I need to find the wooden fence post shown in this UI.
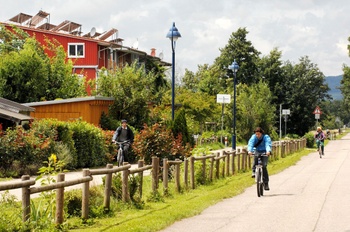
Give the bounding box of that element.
[152,156,159,193]
[55,173,65,225]
[175,159,180,193]
[184,158,188,188]
[138,160,144,198]
[122,164,130,202]
[209,156,214,181]
[215,154,220,179]
[226,152,230,176]
[201,157,206,183]
[190,156,195,189]
[231,151,235,175]
[103,164,113,210]
[163,158,169,195]
[21,175,31,222]
[82,169,90,220]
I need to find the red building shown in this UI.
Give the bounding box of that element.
[1,10,169,93]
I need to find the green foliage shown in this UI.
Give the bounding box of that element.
[0,26,87,102]
[237,81,276,142]
[0,118,113,177]
[170,109,194,146]
[0,191,22,231]
[69,120,109,168]
[304,132,316,148]
[95,61,164,129]
[214,27,261,85]
[282,57,330,136]
[132,123,192,164]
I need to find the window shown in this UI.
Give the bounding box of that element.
[68,43,85,58]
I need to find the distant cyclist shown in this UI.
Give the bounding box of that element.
[314,126,326,156]
[112,119,134,162]
[247,127,272,191]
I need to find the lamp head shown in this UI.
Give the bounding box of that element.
[166,22,181,41]
[228,59,239,73]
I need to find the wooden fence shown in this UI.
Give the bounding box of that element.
[0,138,306,226]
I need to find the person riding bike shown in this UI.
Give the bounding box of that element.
[112,119,134,162]
[314,126,326,156]
[247,127,272,191]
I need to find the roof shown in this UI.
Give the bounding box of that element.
[0,108,32,122]
[0,97,34,113]
[23,96,115,107]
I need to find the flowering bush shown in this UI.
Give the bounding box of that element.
[132,123,192,164]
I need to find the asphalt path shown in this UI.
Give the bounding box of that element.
[160,133,350,232]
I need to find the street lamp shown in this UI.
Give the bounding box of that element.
[228,59,239,150]
[166,22,181,120]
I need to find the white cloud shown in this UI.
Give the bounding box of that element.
[0,0,349,76]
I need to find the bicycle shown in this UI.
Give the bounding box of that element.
[114,140,129,166]
[316,140,324,159]
[254,152,267,197]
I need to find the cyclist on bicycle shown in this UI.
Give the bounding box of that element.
[314,126,326,156]
[112,119,134,162]
[247,127,272,191]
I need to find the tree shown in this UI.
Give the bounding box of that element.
[0,25,87,102]
[214,27,261,85]
[95,61,163,129]
[283,57,330,135]
[0,37,49,102]
[236,81,276,142]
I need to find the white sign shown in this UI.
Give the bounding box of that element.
[315,114,320,119]
[216,94,231,104]
[282,109,290,115]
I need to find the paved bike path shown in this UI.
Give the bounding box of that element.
[160,133,350,232]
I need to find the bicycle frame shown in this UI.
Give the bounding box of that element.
[254,152,267,197]
[115,140,129,166]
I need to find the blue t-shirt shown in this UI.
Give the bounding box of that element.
[247,134,272,153]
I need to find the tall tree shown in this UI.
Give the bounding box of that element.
[283,57,330,135]
[96,61,162,129]
[236,81,276,142]
[214,27,261,85]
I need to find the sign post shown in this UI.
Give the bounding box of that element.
[282,109,290,136]
[312,106,322,126]
[216,94,231,144]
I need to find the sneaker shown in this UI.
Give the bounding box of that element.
[322,153,325,156]
[264,183,270,191]
[251,172,255,178]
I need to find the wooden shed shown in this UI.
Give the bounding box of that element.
[23,96,114,126]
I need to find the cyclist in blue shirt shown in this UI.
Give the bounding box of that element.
[247,127,272,190]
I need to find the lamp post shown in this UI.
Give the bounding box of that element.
[228,59,239,150]
[166,22,181,120]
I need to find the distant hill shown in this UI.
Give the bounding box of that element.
[325,75,342,100]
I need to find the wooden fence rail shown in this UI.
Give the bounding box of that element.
[0,138,307,226]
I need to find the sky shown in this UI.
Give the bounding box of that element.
[0,0,349,77]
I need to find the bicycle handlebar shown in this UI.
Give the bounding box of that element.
[113,140,130,145]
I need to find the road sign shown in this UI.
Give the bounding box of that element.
[216,94,231,103]
[313,106,322,114]
[282,109,290,115]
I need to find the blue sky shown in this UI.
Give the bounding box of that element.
[1,0,349,77]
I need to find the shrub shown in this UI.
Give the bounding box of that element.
[304,132,316,148]
[132,123,192,164]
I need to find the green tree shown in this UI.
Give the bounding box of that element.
[95,61,162,129]
[0,25,87,102]
[214,27,261,85]
[283,57,331,135]
[0,37,49,102]
[236,81,276,142]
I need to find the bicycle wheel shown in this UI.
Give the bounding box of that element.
[257,169,262,197]
[117,149,123,166]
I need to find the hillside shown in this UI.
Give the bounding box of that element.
[325,75,342,100]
